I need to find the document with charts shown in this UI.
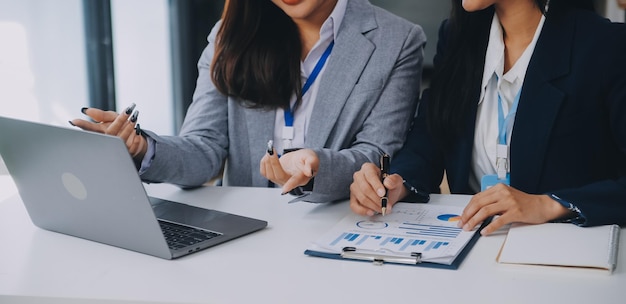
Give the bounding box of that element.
[305,203,483,268]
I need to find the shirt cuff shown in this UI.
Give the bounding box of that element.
[548,193,587,225]
[138,136,156,175]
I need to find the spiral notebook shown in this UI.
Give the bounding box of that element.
[497,223,620,273]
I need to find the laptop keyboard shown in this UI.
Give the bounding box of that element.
[158,220,222,250]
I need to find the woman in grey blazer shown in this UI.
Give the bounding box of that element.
[72,0,426,203]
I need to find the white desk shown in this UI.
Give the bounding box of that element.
[1,177,625,304]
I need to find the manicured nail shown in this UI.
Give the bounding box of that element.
[129,110,139,123]
[135,123,141,135]
[124,103,136,115]
[68,120,75,126]
[81,107,88,114]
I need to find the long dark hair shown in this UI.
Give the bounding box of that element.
[211,0,302,109]
[427,0,594,144]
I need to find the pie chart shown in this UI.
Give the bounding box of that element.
[437,214,461,222]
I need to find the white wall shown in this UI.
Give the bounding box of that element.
[111,0,174,136]
[0,0,86,175]
[0,0,174,135]
[0,0,174,175]
[0,0,87,126]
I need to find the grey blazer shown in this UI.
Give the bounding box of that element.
[141,0,426,203]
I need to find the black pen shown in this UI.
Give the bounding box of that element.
[380,153,390,216]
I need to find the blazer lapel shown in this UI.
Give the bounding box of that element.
[305,0,376,148]
[509,13,574,193]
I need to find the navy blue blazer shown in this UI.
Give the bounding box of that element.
[392,9,626,226]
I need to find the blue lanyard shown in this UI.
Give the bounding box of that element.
[497,86,522,145]
[284,41,334,127]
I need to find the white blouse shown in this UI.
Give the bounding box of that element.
[272,0,347,155]
[469,13,546,192]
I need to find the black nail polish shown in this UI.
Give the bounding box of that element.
[81,107,88,114]
[289,187,305,196]
[68,120,75,126]
[125,103,137,115]
[135,123,141,135]
[129,110,139,123]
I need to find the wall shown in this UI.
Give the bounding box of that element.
[0,0,175,174]
[369,0,451,69]
[111,0,174,136]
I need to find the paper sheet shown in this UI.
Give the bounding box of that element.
[309,203,478,265]
[497,223,619,272]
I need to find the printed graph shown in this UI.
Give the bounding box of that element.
[311,203,477,262]
[437,214,461,222]
[327,232,451,253]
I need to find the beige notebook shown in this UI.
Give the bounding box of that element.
[497,223,620,273]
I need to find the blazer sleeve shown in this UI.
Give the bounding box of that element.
[139,22,229,188]
[303,23,426,203]
[390,20,450,198]
[550,23,626,226]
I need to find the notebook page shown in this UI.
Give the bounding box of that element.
[497,223,619,273]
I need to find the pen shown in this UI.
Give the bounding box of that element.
[267,140,274,156]
[380,153,390,216]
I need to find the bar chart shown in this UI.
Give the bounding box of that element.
[312,203,477,262]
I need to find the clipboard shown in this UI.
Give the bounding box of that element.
[304,203,490,270]
[304,220,487,269]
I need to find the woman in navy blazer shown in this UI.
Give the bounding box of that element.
[350,0,626,234]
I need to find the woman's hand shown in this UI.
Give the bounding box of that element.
[69,104,148,160]
[260,148,319,194]
[349,162,407,216]
[458,183,573,236]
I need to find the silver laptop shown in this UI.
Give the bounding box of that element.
[0,115,267,259]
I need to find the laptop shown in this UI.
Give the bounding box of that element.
[0,115,267,259]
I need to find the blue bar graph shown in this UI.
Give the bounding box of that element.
[347,233,359,241]
[327,231,451,253]
[330,232,348,246]
[356,235,370,245]
[425,241,449,251]
[381,237,392,246]
[330,233,384,246]
[389,237,404,244]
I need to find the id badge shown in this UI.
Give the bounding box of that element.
[481,173,510,191]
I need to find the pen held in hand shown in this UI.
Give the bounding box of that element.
[380,153,390,216]
[267,140,274,156]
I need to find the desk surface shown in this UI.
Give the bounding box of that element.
[1,176,625,304]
